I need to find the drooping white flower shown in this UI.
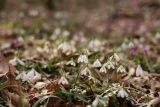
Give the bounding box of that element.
[16,68,41,83]
[136,64,143,77]
[99,65,107,73]
[113,53,120,62]
[117,88,128,98]
[80,67,91,76]
[58,42,76,53]
[58,76,69,85]
[77,55,88,63]
[92,96,100,107]
[88,39,102,51]
[92,96,105,107]
[117,65,126,73]
[105,61,115,69]
[128,42,134,48]
[9,57,25,66]
[66,60,76,66]
[92,59,102,68]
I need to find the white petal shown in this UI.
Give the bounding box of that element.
[58,76,69,85]
[80,67,91,76]
[117,88,128,98]
[93,59,102,68]
[92,96,99,107]
[136,65,143,77]
[99,65,107,73]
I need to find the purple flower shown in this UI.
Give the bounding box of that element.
[141,47,147,54]
[11,38,19,48]
[129,48,137,56]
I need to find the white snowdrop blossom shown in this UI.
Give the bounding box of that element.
[117,65,126,73]
[58,42,76,53]
[128,42,134,48]
[66,60,76,66]
[58,76,69,85]
[80,67,91,76]
[92,96,105,107]
[16,68,41,83]
[92,96,99,107]
[113,53,120,62]
[9,57,25,66]
[99,65,107,73]
[88,39,102,51]
[77,55,88,63]
[117,88,128,98]
[92,59,102,68]
[105,61,115,69]
[109,53,120,62]
[136,64,143,77]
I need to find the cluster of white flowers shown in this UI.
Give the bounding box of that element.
[58,42,76,54]
[77,55,88,63]
[51,28,70,40]
[16,68,41,83]
[88,39,103,51]
[121,41,134,50]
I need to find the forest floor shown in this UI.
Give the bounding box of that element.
[0,0,160,107]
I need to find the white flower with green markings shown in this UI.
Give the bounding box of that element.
[117,65,126,73]
[136,64,143,77]
[92,59,102,68]
[77,55,88,63]
[117,88,128,98]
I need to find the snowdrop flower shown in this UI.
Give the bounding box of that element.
[121,42,128,50]
[109,53,120,62]
[58,42,76,53]
[92,59,102,68]
[128,42,134,48]
[92,96,105,107]
[58,76,69,85]
[136,64,143,77]
[88,39,102,51]
[92,96,100,107]
[66,60,76,66]
[117,88,128,98]
[117,65,126,73]
[9,57,25,66]
[113,53,120,62]
[99,65,107,73]
[105,61,115,69]
[77,55,88,63]
[16,68,41,83]
[80,67,91,76]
